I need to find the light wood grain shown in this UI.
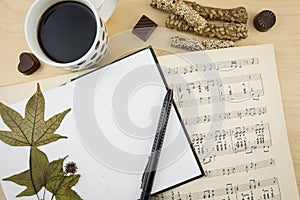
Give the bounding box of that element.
[0,0,300,199]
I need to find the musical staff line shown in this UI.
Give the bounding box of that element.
[171,74,262,91]
[175,89,264,107]
[169,73,264,107]
[204,158,276,178]
[191,122,272,163]
[183,107,267,125]
[163,57,259,76]
[153,177,281,200]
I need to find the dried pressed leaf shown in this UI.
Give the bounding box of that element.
[35,109,71,146]
[47,156,66,179]
[0,102,31,146]
[3,169,39,197]
[1,84,82,199]
[55,188,82,200]
[24,83,45,144]
[0,84,70,147]
[3,147,48,197]
[3,147,70,198]
[46,173,81,199]
[0,130,29,146]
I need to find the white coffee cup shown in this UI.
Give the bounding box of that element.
[25,0,119,70]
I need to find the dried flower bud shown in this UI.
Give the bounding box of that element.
[65,161,78,174]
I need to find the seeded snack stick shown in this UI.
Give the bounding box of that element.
[171,35,205,51]
[166,14,248,41]
[150,0,207,32]
[150,0,175,12]
[150,0,248,24]
[171,35,234,51]
[184,1,248,24]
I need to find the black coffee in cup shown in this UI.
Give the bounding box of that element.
[37,1,97,63]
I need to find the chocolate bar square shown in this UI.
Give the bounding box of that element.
[132,15,158,42]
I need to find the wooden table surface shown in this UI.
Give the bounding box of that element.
[1,0,300,198]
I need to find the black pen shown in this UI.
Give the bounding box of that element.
[139,89,173,200]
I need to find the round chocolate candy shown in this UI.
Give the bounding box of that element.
[253,10,276,32]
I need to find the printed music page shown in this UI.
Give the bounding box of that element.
[154,44,299,200]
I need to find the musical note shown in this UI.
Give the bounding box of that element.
[152,177,281,200]
[204,158,275,178]
[183,107,267,125]
[162,57,259,76]
[191,122,271,162]
[169,73,264,107]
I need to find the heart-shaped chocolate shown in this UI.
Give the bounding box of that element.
[18,52,40,75]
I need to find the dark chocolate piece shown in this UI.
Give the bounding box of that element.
[18,52,40,75]
[253,10,276,32]
[132,15,158,42]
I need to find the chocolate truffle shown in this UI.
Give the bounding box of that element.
[253,10,276,32]
[18,52,40,75]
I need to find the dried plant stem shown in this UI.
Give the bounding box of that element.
[29,147,41,200]
[43,188,46,200]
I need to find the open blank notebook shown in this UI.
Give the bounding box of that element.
[0,47,203,199]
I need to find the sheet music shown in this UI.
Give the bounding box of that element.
[153,44,299,200]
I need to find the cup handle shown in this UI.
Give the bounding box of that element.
[90,0,119,22]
